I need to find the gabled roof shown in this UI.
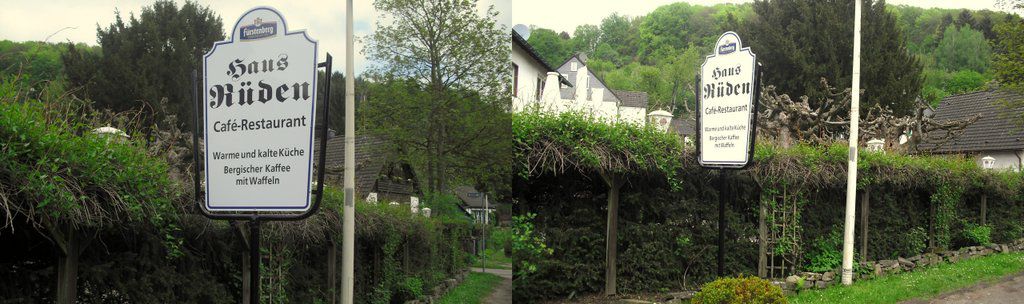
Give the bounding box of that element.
[921,90,1024,153]
[452,185,494,209]
[612,90,648,108]
[671,117,697,137]
[314,135,393,195]
[556,54,622,103]
[512,29,572,86]
[555,55,651,109]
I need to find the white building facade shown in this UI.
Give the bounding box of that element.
[511,28,655,126]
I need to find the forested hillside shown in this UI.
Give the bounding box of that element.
[526,1,1022,116]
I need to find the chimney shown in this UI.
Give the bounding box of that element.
[542,72,560,103]
[574,64,589,103]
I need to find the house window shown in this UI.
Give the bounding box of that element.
[571,61,578,71]
[536,78,543,101]
[512,63,519,97]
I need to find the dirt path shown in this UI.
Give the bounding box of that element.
[901,271,1024,304]
[475,265,512,304]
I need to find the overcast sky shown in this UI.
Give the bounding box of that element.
[510,0,1020,35]
[0,0,1015,75]
[0,0,513,75]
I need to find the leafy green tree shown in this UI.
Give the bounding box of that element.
[598,13,641,66]
[743,0,923,116]
[314,71,372,135]
[663,46,702,115]
[526,28,570,66]
[992,16,1024,90]
[638,2,701,63]
[946,70,988,94]
[364,0,510,193]
[0,41,69,87]
[62,0,223,132]
[935,25,991,73]
[571,24,602,56]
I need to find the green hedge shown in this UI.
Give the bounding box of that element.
[514,112,1024,302]
[0,76,474,303]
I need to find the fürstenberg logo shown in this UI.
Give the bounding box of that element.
[718,39,737,55]
[240,18,277,40]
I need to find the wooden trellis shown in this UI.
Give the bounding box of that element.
[758,186,803,279]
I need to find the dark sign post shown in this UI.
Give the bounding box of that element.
[191,7,331,302]
[696,31,760,277]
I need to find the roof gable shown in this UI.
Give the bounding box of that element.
[314,135,419,196]
[556,55,622,103]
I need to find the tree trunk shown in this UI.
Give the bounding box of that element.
[437,122,448,192]
[600,171,624,296]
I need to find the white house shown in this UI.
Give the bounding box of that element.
[512,28,571,112]
[511,26,655,126]
[551,54,649,125]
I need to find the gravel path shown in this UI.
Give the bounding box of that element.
[474,265,512,304]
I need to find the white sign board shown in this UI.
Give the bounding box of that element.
[204,7,318,212]
[698,31,758,169]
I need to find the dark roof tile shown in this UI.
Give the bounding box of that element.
[314,135,391,195]
[921,90,1024,153]
[612,90,649,108]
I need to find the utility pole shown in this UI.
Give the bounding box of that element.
[482,193,488,273]
[841,0,862,286]
[341,0,356,302]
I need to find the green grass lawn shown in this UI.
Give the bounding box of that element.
[472,259,512,270]
[436,272,504,304]
[472,248,512,269]
[790,252,1024,304]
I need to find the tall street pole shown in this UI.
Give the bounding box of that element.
[842,0,862,286]
[342,0,356,302]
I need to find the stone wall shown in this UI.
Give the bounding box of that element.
[404,270,469,304]
[776,238,1024,292]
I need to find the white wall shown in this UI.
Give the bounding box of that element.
[618,106,646,125]
[512,43,548,112]
[975,151,1023,171]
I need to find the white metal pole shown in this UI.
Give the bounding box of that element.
[483,193,488,273]
[842,0,862,286]
[341,0,356,302]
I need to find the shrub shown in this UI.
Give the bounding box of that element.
[805,226,842,272]
[900,227,929,256]
[963,223,992,246]
[692,276,787,304]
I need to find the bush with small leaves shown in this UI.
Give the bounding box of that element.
[692,276,787,304]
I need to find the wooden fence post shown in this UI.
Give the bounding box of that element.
[600,171,625,296]
[758,192,767,278]
[980,194,987,226]
[929,195,936,249]
[860,187,870,261]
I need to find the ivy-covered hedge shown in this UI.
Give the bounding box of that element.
[0,77,475,303]
[513,112,1024,302]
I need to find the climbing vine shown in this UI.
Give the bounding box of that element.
[931,183,964,250]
